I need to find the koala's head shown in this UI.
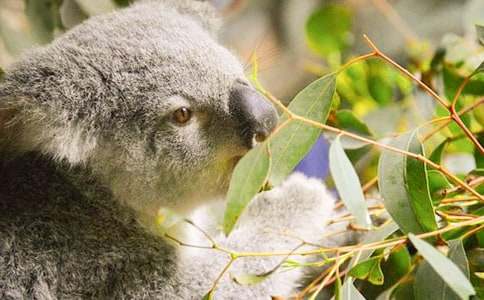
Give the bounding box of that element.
[0,0,277,217]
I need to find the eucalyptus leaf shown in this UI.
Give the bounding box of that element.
[329,136,371,228]
[429,141,447,164]
[269,73,336,186]
[202,291,213,300]
[349,257,384,285]
[409,235,475,299]
[223,144,270,235]
[349,222,399,266]
[231,273,271,286]
[378,130,437,234]
[344,223,399,292]
[334,274,343,300]
[331,110,373,149]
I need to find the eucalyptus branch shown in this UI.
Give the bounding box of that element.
[423,97,484,141]
[362,35,483,153]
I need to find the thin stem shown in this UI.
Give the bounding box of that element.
[287,114,483,201]
[337,52,377,73]
[362,176,378,193]
[423,98,484,141]
[363,34,483,153]
[460,224,484,240]
[363,35,449,108]
[206,258,236,296]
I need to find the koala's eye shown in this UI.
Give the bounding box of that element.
[173,107,192,125]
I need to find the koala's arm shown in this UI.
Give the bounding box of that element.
[181,173,341,298]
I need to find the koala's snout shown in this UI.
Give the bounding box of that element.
[229,81,278,148]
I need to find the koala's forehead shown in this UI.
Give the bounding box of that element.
[65,2,244,99]
[3,1,244,129]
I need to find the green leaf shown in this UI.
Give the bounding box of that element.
[429,141,447,164]
[427,170,453,201]
[305,5,352,57]
[349,257,384,286]
[414,239,471,300]
[24,0,63,44]
[269,73,336,186]
[349,222,399,266]
[332,110,373,149]
[202,291,213,300]
[335,274,343,300]
[378,130,437,234]
[476,24,484,45]
[443,66,484,99]
[387,246,411,277]
[231,273,271,286]
[344,223,398,297]
[342,281,366,300]
[410,235,475,299]
[476,133,484,168]
[404,132,438,232]
[223,144,270,235]
[329,136,371,228]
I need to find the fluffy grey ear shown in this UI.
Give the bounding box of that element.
[0,94,97,165]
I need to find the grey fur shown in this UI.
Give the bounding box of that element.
[0,1,343,299]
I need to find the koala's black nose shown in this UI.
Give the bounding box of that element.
[229,81,278,148]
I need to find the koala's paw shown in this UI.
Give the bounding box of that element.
[239,173,336,241]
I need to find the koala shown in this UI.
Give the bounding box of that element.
[0,0,345,299]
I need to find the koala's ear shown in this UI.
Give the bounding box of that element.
[0,97,97,165]
[38,122,98,165]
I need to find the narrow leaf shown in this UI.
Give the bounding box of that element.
[349,257,384,285]
[269,73,336,186]
[378,130,437,234]
[349,222,399,266]
[429,140,447,164]
[202,291,213,300]
[414,239,470,300]
[231,273,271,286]
[223,144,270,235]
[405,132,438,232]
[330,136,371,228]
[331,110,373,149]
[410,235,475,299]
